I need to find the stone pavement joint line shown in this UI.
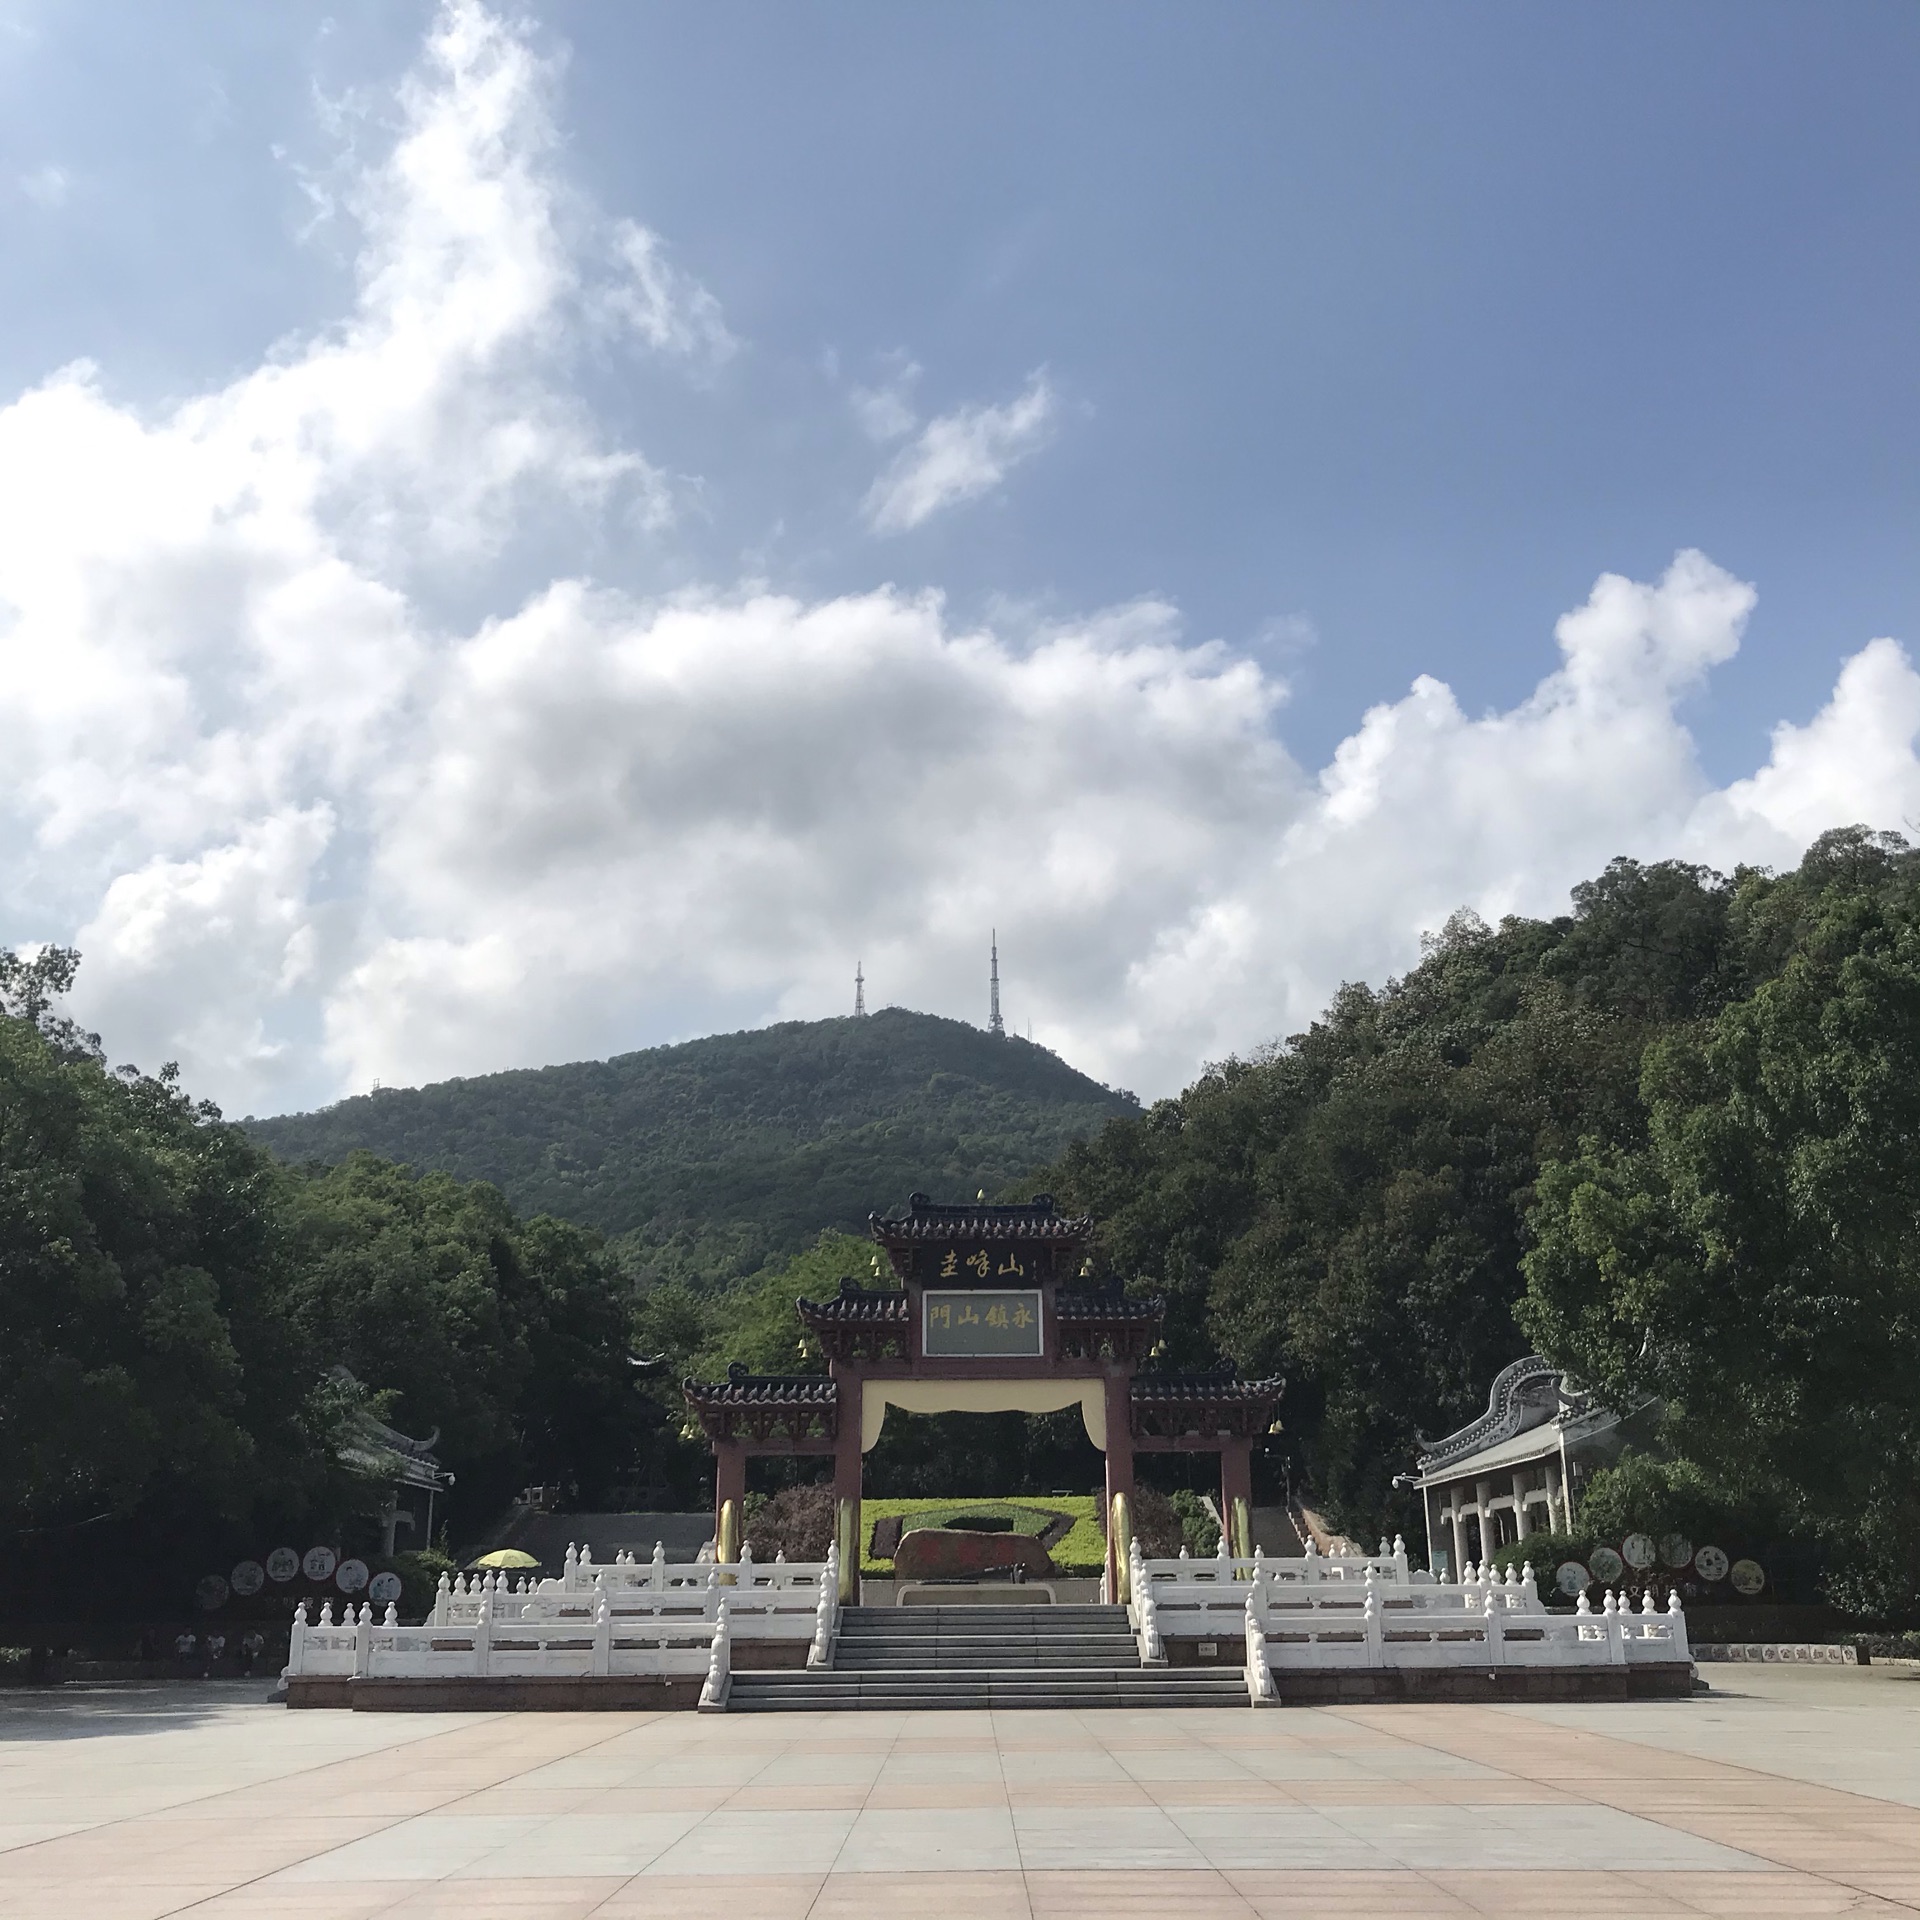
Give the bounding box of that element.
[3,1668,1920,1915]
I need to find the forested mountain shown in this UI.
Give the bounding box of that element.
[1044,827,1920,1606]
[245,1010,1134,1285]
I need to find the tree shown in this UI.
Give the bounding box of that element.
[0,996,330,1534]
[275,1152,642,1521]
[1522,830,1920,1609]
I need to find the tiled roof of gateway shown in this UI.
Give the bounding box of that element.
[681,1364,840,1408]
[868,1192,1095,1243]
[1130,1371,1286,1406]
[795,1280,911,1325]
[1055,1292,1166,1325]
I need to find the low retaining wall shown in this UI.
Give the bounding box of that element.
[1694,1642,1858,1666]
[285,1641,802,1710]
[1272,1663,1695,1703]
[288,1673,703,1711]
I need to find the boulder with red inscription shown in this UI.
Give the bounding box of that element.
[892,1527,1054,1582]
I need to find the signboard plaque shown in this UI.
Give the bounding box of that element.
[922,1288,1044,1358]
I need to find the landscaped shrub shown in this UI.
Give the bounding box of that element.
[745,1483,835,1561]
[1169,1489,1221,1556]
[1488,1533,1592,1602]
[1127,1486,1186,1559]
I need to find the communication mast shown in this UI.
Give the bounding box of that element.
[989,931,1005,1037]
[854,960,867,1018]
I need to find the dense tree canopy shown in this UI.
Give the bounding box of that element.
[1521,829,1920,1608]
[1047,828,1920,1604]
[0,969,644,1595]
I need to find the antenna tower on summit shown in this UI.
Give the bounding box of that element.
[989,931,1004,1037]
[854,961,866,1018]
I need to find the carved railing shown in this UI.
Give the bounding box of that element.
[289,1546,840,1684]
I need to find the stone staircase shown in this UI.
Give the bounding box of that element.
[726,1604,1250,1711]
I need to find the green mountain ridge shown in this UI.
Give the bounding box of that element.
[244,1008,1137,1285]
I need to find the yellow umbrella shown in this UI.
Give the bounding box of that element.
[467,1548,541,1570]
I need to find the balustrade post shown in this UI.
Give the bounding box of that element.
[432,1572,451,1626]
[287,1601,308,1677]
[1302,1537,1320,1585]
[809,1546,837,1668]
[1603,1591,1626,1666]
[353,1603,372,1678]
[1483,1586,1504,1667]
[1363,1587,1384,1668]
[1392,1534,1409,1583]
[1245,1587,1277,1705]
[563,1544,579,1591]
[475,1588,494,1677]
[1137,1583,1165,1665]
[651,1541,667,1592]
[593,1593,612,1677]
[1667,1589,1690,1662]
[698,1595,732,1710]
[383,1603,399,1627]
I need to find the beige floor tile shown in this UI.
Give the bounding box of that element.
[382,1880,626,1918]
[810,1867,1033,1918]
[1226,1868,1477,1916]
[863,1780,1012,1809]
[1025,1867,1257,1917]
[588,1872,823,1917]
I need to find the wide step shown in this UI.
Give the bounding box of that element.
[725,1602,1250,1711]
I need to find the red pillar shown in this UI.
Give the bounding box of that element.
[1220,1438,1253,1557]
[1103,1372,1135,1600]
[832,1371,864,1602]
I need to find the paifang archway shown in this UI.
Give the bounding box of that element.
[683,1194,1284,1600]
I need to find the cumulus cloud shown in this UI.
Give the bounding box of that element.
[849,355,921,442]
[17,164,70,209]
[0,1,1916,1117]
[594,221,737,363]
[862,370,1055,532]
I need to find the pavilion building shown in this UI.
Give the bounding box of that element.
[1412,1354,1651,1576]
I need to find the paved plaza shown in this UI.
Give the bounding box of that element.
[6,1667,1920,1916]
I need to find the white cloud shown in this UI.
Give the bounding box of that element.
[862,370,1055,532]
[594,221,736,363]
[850,355,921,442]
[17,162,69,208]
[0,2,1916,1120]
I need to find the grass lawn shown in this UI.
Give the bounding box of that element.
[859,1496,1106,1576]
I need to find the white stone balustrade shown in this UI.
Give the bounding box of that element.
[1136,1534,1415,1593]
[1137,1552,1690,1675]
[287,1545,840,1683]
[1244,1588,1277,1705]
[1125,1541,1167,1664]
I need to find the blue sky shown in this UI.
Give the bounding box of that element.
[0,2,1914,1111]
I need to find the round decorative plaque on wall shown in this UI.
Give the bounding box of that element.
[1693,1544,1730,1583]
